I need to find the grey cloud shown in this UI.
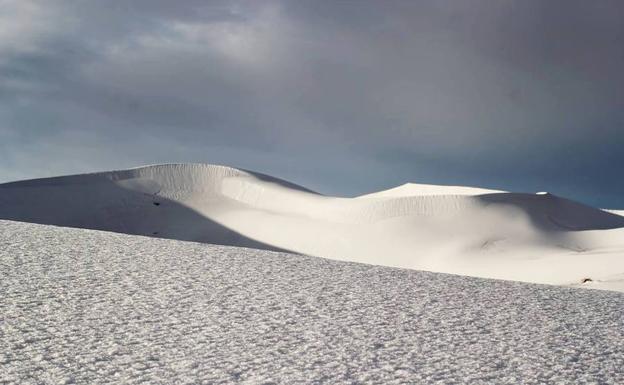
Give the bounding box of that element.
[1,0,623,207]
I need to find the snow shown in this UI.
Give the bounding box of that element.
[605,209,624,217]
[356,182,504,198]
[1,163,624,291]
[1,219,623,384]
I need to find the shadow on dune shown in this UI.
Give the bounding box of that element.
[240,167,320,195]
[0,176,292,253]
[476,192,624,231]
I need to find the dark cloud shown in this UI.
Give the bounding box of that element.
[1,0,623,207]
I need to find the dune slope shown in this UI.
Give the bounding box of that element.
[2,220,623,384]
[1,163,623,290]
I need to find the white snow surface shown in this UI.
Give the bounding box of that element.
[605,209,624,217]
[1,220,623,384]
[356,182,503,198]
[1,163,624,291]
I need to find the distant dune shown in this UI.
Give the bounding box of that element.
[1,163,623,291]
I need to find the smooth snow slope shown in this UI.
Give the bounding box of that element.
[1,163,624,290]
[1,220,623,384]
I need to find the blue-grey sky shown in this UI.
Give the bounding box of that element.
[1,0,623,207]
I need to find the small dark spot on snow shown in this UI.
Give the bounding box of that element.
[153,202,160,206]
[582,278,593,283]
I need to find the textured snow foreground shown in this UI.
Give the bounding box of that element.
[1,220,623,384]
[2,163,624,291]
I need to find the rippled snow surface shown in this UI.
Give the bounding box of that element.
[1,220,623,384]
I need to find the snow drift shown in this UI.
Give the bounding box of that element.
[1,163,623,290]
[3,220,623,384]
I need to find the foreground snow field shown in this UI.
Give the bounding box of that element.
[1,163,624,291]
[1,220,623,384]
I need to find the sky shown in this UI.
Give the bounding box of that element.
[1,0,623,208]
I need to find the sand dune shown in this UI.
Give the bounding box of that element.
[3,220,623,384]
[1,163,623,290]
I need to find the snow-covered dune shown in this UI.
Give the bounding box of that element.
[605,209,624,217]
[1,163,624,290]
[2,220,623,384]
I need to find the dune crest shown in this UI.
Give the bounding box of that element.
[1,163,623,291]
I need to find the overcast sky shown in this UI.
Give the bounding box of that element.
[1,0,623,207]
